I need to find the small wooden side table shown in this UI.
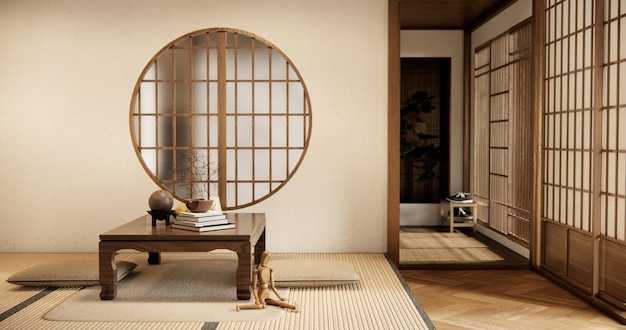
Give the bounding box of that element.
[439,199,478,233]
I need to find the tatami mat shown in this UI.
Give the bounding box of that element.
[1,253,434,330]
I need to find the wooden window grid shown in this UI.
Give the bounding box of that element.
[130,29,312,209]
[543,0,595,232]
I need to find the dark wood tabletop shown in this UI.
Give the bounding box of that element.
[100,213,266,241]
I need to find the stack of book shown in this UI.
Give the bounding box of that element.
[171,211,235,232]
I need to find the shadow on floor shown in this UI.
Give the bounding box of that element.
[399,226,529,270]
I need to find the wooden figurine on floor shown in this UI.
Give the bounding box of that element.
[237,251,298,312]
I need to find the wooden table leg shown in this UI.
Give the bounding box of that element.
[235,242,252,300]
[254,229,266,264]
[99,242,118,300]
[148,252,161,264]
[450,204,455,233]
[440,200,445,226]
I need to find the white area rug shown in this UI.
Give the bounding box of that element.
[45,255,287,322]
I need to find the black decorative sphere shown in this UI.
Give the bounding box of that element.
[148,190,174,211]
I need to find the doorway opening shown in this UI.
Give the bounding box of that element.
[400,58,450,203]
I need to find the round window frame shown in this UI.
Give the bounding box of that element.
[129,27,312,210]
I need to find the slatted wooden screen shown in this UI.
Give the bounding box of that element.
[490,33,510,235]
[474,46,491,224]
[508,23,534,242]
[473,21,533,245]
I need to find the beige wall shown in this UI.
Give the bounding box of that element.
[471,0,533,49]
[0,0,388,252]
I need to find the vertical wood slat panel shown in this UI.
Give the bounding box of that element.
[474,46,491,218]
[543,220,568,275]
[568,229,593,292]
[599,238,626,310]
[490,149,508,176]
[508,22,533,244]
[509,70,532,202]
[490,197,509,233]
[473,21,532,242]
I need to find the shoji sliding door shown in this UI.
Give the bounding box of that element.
[542,0,626,311]
[541,0,595,292]
[599,0,626,310]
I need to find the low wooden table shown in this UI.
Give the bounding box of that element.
[99,213,266,300]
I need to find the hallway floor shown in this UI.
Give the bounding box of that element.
[399,226,529,269]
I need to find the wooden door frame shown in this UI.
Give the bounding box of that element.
[387,0,400,265]
[386,1,465,265]
[387,0,525,267]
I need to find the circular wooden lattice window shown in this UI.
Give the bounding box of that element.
[130,28,312,210]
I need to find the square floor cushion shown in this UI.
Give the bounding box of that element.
[269,259,360,287]
[7,259,136,287]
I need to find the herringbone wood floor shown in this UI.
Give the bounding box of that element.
[401,269,626,329]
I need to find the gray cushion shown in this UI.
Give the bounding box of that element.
[270,259,360,287]
[7,259,136,287]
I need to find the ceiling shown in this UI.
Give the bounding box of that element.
[398,0,517,30]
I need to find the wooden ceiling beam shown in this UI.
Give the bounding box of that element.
[398,0,517,30]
